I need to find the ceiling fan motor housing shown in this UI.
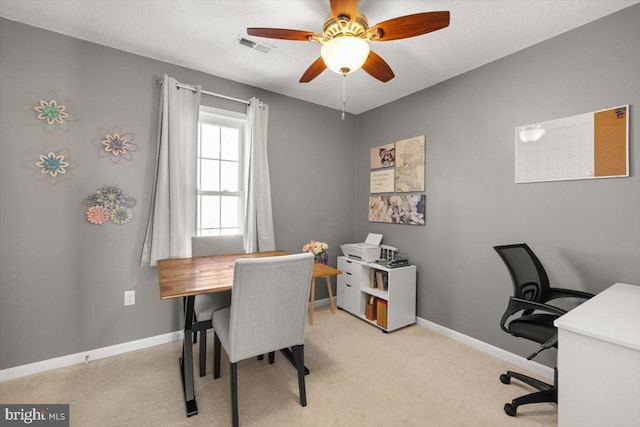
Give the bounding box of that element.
[322,12,370,41]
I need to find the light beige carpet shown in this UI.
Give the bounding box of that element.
[0,306,557,426]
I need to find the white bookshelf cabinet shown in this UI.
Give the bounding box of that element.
[336,256,416,332]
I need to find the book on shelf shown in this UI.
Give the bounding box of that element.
[375,271,388,291]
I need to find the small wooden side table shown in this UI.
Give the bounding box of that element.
[309,263,342,325]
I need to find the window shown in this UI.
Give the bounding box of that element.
[196,106,246,236]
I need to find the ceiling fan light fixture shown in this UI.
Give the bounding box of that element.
[321,36,370,76]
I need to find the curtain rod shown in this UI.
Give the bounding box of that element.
[156,79,262,107]
[177,83,250,105]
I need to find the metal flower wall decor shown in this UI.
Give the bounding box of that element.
[28,91,78,133]
[21,143,79,184]
[93,125,138,164]
[83,185,137,225]
[20,90,143,231]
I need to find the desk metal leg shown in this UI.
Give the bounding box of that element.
[180,295,198,417]
[279,348,310,375]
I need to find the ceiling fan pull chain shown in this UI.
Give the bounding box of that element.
[341,75,346,120]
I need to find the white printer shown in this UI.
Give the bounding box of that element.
[340,233,383,263]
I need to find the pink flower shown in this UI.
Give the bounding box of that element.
[302,240,328,256]
[86,206,111,225]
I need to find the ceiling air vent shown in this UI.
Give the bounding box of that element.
[236,35,274,54]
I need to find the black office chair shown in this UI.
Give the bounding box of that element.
[493,243,593,417]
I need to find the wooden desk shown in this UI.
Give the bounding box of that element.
[157,250,341,417]
[158,250,289,299]
[554,282,640,426]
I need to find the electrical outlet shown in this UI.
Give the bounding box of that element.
[124,290,135,306]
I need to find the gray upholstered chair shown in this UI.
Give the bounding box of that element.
[191,235,244,377]
[212,252,314,427]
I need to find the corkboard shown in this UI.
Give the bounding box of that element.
[594,107,628,176]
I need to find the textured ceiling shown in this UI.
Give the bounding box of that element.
[1,0,638,114]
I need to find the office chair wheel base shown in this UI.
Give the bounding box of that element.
[504,403,516,417]
[500,374,511,384]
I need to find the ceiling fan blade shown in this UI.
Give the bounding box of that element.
[247,28,318,41]
[362,50,394,82]
[299,57,327,83]
[370,11,450,41]
[330,0,359,24]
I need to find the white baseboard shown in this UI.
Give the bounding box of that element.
[1,308,552,383]
[312,297,331,308]
[0,301,334,382]
[0,331,183,382]
[416,317,554,381]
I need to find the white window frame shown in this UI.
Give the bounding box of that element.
[196,106,247,236]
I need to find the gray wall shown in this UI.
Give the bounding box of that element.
[355,5,640,366]
[2,5,639,372]
[0,19,357,370]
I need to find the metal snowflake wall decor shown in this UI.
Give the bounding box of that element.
[21,143,79,184]
[83,185,137,225]
[28,91,78,133]
[93,125,138,163]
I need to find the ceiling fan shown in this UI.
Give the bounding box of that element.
[247,0,450,83]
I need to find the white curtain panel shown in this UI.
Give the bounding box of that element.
[243,98,275,252]
[140,75,201,267]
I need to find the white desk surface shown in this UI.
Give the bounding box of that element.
[554,282,640,351]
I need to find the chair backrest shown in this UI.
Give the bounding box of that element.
[493,243,550,302]
[192,235,244,318]
[227,252,314,362]
[191,235,244,257]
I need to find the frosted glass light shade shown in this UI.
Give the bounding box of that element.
[519,124,546,142]
[321,37,370,75]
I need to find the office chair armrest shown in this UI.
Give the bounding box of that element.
[500,297,567,334]
[508,297,568,316]
[546,287,594,301]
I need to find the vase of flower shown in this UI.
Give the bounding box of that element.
[315,253,328,265]
[303,240,328,265]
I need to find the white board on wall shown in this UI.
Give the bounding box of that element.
[515,105,628,183]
